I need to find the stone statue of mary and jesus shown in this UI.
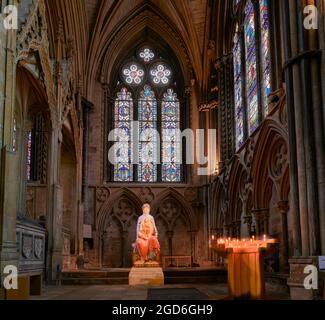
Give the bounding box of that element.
[132,203,161,267]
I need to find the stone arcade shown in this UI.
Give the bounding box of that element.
[0,0,325,300]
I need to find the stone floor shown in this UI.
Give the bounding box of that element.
[30,283,290,300]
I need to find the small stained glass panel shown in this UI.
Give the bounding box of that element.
[150,63,171,86]
[139,47,155,63]
[122,63,144,85]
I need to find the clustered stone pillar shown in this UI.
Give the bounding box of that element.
[243,215,253,238]
[278,201,290,273]
[217,54,235,168]
[81,98,94,226]
[280,0,325,299]
[251,209,269,236]
[166,231,173,257]
[0,0,19,287]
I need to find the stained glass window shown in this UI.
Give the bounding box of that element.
[138,85,158,182]
[114,88,133,181]
[259,0,271,115]
[245,0,259,135]
[26,131,32,181]
[150,63,171,85]
[122,63,144,85]
[162,89,181,182]
[139,47,155,63]
[233,0,272,151]
[111,46,182,182]
[233,26,244,150]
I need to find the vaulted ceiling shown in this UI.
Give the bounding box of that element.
[45,0,227,97]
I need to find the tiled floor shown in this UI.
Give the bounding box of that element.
[30,283,289,300]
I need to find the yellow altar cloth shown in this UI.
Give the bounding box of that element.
[211,237,278,299]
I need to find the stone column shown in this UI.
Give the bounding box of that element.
[278,201,290,273]
[232,220,241,239]
[224,224,232,238]
[279,0,302,256]
[166,230,173,256]
[189,230,197,265]
[81,98,94,226]
[286,0,311,256]
[98,230,106,268]
[280,0,324,299]
[316,0,325,255]
[262,210,270,236]
[251,209,269,236]
[309,0,325,256]
[243,215,253,238]
[295,0,321,256]
[46,127,64,282]
[281,0,322,256]
[121,230,128,267]
[166,231,173,267]
[0,1,19,285]
[75,89,84,256]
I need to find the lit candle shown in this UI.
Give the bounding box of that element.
[212,235,215,240]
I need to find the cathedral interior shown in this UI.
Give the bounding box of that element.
[0,0,325,301]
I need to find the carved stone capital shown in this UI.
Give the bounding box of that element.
[243,215,253,225]
[277,200,289,215]
[251,208,269,221]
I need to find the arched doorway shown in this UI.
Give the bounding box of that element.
[101,198,141,268]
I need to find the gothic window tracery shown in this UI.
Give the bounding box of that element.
[111,46,183,183]
[233,0,272,151]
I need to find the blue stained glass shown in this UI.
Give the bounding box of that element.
[245,0,259,135]
[114,88,133,181]
[162,89,181,182]
[139,47,155,63]
[138,85,158,182]
[112,47,183,183]
[259,0,271,116]
[233,27,244,150]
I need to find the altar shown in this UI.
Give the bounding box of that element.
[211,236,278,299]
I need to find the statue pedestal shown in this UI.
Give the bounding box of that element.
[129,267,164,286]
